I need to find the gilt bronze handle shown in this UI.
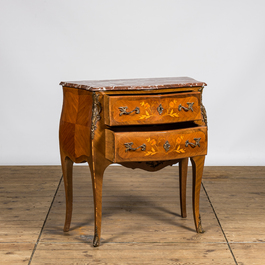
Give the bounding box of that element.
[124,142,146,152]
[185,138,201,148]
[178,102,194,112]
[119,106,140,116]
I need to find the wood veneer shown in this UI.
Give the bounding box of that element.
[104,92,201,126]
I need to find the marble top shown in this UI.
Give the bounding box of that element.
[60,77,206,91]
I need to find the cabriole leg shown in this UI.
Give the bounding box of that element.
[190,155,205,233]
[89,159,109,247]
[179,158,188,218]
[61,155,74,232]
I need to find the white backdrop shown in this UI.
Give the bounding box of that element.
[1,0,264,165]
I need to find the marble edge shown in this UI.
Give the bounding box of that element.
[59,79,207,91]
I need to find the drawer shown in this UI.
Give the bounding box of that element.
[104,92,201,126]
[105,125,207,162]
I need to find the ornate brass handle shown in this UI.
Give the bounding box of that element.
[124,142,146,152]
[119,106,140,116]
[185,138,201,148]
[178,102,194,112]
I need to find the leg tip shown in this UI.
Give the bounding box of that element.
[63,225,70,232]
[197,214,205,233]
[93,235,100,247]
[197,226,205,233]
[64,217,71,232]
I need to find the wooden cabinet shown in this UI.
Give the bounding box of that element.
[59,77,208,247]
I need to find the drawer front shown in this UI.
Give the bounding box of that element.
[105,126,207,162]
[104,92,201,126]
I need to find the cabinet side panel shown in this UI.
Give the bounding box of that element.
[59,87,92,162]
[74,90,93,159]
[60,87,78,124]
[59,88,78,161]
[59,120,75,160]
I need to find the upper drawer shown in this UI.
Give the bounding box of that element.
[104,92,201,126]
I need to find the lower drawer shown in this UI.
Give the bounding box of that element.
[105,126,207,162]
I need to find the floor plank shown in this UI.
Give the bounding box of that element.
[231,243,265,265]
[0,243,33,265]
[31,242,235,265]
[40,167,225,245]
[203,167,265,243]
[1,166,265,264]
[0,166,62,263]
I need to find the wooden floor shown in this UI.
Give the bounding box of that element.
[0,166,265,265]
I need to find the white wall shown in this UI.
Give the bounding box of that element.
[1,0,264,165]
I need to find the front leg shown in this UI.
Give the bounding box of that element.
[179,158,188,218]
[89,158,110,247]
[60,152,74,232]
[190,155,205,233]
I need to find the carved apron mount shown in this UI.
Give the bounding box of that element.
[91,92,102,139]
[198,87,208,126]
[146,161,164,168]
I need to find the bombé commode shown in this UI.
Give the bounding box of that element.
[59,77,208,247]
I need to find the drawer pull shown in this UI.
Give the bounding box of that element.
[163,141,171,152]
[185,138,201,148]
[119,106,140,116]
[178,102,194,112]
[157,104,164,115]
[124,142,146,152]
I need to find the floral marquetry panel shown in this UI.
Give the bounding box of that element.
[105,126,207,162]
[104,92,201,126]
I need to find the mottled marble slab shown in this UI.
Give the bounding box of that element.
[60,77,207,91]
